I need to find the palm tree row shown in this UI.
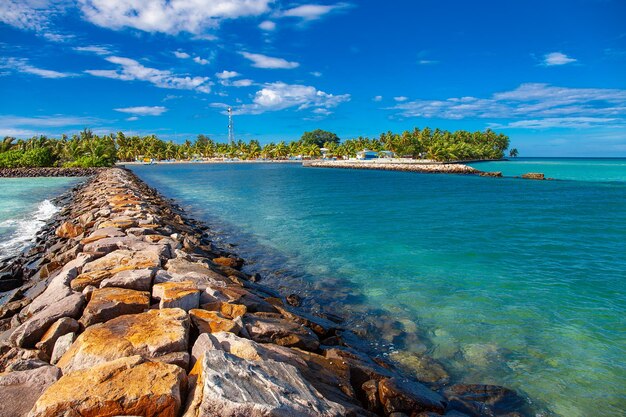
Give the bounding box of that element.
[0,127,510,168]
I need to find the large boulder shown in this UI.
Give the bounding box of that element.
[29,356,187,417]
[0,365,61,417]
[79,287,150,327]
[10,294,85,348]
[378,377,446,415]
[34,317,79,357]
[55,222,84,239]
[244,314,320,351]
[81,249,161,275]
[153,281,200,311]
[183,350,345,417]
[99,268,154,291]
[57,308,189,373]
[441,384,527,416]
[189,309,241,335]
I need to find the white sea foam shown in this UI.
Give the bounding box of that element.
[0,199,59,259]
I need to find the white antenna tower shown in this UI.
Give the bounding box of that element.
[227,107,234,146]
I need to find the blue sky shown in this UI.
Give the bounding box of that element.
[1,0,625,156]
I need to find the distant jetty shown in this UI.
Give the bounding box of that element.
[0,167,105,178]
[0,168,532,416]
[303,159,481,174]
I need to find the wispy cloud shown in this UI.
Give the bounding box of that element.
[0,0,70,42]
[114,106,168,116]
[279,3,352,21]
[240,52,300,69]
[373,95,383,102]
[259,20,276,31]
[543,52,577,66]
[232,82,350,115]
[74,45,112,55]
[0,57,76,78]
[391,83,626,129]
[86,56,212,93]
[216,70,240,79]
[394,96,408,102]
[173,51,191,59]
[0,114,102,137]
[193,56,210,65]
[79,0,272,35]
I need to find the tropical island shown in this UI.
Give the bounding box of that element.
[0,127,516,169]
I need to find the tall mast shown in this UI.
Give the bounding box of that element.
[228,107,234,146]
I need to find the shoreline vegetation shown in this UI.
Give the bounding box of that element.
[0,127,515,169]
[0,168,534,416]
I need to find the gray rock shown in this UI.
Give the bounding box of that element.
[0,365,61,417]
[34,317,79,357]
[183,350,346,417]
[378,377,446,415]
[10,293,85,348]
[50,332,76,365]
[100,268,154,291]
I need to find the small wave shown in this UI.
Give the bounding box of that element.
[0,200,59,259]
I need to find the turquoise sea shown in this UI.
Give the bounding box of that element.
[0,177,80,260]
[130,158,626,417]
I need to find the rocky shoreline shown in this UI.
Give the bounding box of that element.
[0,167,106,178]
[303,160,481,174]
[0,168,532,416]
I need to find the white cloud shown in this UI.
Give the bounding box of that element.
[259,20,276,31]
[74,45,112,55]
[126,116,139,121]
[280,3,351,20]
[174,51,190,59]
[490,117,620,129]
[0,57,75,78]
[79,0,272,35]
[114,106,167,116]
[310,71,322,77]
[0,114,101,137]
[240,52,299,69]
[418,59,438,65]
[231,79,253,87]
[86,56,212,93]
[394,96,408,102]
[391,83,626,129]
[193,56,210,65]
[216,70,240,79]
[373,95,383,102]
[0,0,69,40]
[233,82,350,115]
[543,52,577,66]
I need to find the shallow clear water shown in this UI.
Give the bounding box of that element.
[130,161,626,417]
[469,157,626,182]
[0,177,80,259]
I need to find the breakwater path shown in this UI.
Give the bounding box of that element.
[303,160,480,174]
[0,168,529,416]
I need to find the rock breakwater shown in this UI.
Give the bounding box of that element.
[0,168,531,416]
[0,167,104,178]
[303,160,480,174]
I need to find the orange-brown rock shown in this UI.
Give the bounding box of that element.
[79,287,150,327]
[189,309,241,334]
[58,308,190,373]
[212,257,243,269]
[55,221,84,239]
[153,281,200,311]
[81,249,161,275]
[70,270,111,291]
[97,218,137,230]
[200,301,247,319]
[29,356,187,417]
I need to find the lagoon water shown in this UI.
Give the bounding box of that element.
[0,177,80,259]
[128,161,622,415]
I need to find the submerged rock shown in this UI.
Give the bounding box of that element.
[378,377,446,415]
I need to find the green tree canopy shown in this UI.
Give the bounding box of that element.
[300,129,340,148]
